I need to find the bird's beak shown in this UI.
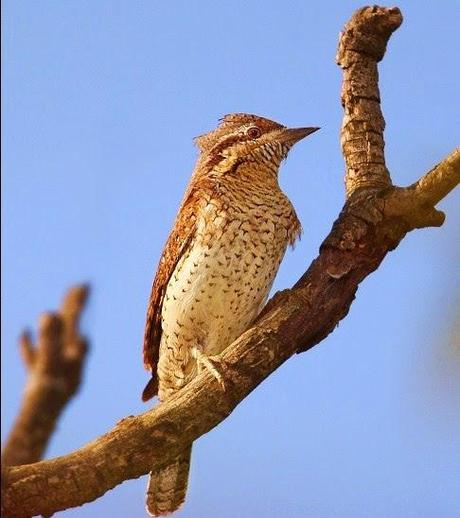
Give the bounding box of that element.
[281,126,320,144]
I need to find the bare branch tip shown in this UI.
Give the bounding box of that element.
[414,208,446,229]
[355,5,403,29]
[61,284,90,312]
[18,330,36,370]
[338,5,403,65]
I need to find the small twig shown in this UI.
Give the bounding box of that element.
[1,285,90,467]
[411,147,460,206]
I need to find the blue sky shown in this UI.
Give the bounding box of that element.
[2,1,459,517]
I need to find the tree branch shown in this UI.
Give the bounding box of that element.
[411,148,460,206]
[337,5,402,196]
[1,285,90,467]
[2,6,458,518]
[380,147,460,230]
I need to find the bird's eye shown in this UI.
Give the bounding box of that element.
[246,126,262,139]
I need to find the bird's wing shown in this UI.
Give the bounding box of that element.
[142,178,214,401]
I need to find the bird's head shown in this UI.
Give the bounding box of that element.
[195,113,319,177]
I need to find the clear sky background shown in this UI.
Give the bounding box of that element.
[2,1,459,517]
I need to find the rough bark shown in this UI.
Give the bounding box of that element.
[337,5,402,196]
[1,285,90,467]
[2,5,459,518]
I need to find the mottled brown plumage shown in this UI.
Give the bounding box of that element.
[142,113,318,516]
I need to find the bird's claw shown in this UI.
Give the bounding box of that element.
[191,347,226,391]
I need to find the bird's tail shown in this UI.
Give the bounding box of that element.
[146,444,192,516]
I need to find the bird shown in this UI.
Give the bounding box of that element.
[142,113,318,516]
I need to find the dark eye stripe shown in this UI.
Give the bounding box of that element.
[204,134,242,169]
[204,126,269,172]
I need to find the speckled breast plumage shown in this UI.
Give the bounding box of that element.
[157,180,299,401]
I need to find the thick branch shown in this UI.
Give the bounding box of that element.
[1,285,90,467]
[337,6,403,196]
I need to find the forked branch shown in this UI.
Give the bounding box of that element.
[1,285,90,467]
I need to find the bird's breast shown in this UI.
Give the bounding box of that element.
[162,214,286,345]
[157,196,296,399]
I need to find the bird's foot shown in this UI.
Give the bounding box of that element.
[191,347,226,390]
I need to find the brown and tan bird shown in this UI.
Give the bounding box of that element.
[142,113,318,516]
